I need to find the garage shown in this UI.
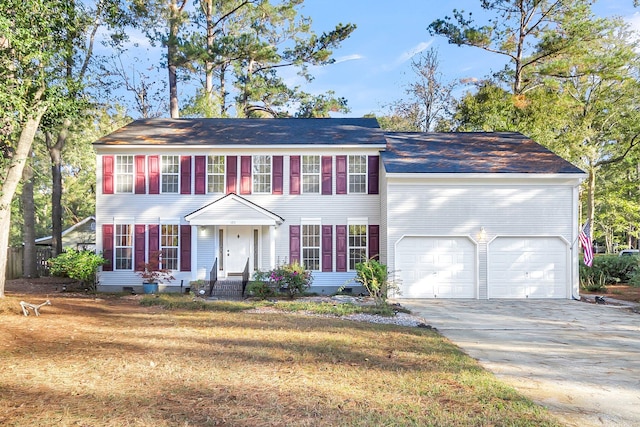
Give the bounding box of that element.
[488,237,568,299]
[396,237,476,298]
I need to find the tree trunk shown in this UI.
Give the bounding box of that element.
[21,156,37,278]
[168,0,187,118]
[0,110,46,297]
[46,120,70,257]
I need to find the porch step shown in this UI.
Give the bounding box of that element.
[210,280,244,299]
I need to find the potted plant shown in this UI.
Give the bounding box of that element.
[137,251,174,294]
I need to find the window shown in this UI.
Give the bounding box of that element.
[253,155,271,193]
[348,155,367,194]
[114,224,133,270]
[207,155,225,193]
[160,224,179,270]
[302,224,321,271]
[348,224,367,270]
[161,155,179,193]
[302,155,320,193]
[115,155,134,193]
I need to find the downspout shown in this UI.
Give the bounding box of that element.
[571,179,584,301]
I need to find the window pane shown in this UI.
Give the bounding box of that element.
[114,224,132,270]
[252,155,271,193]
[348,155,366,194]
[348,224,367,270]
[115,155,133,193]
[207,156,225,193]
[161,225,179,270]
[302,156,320,194]
[161,156,179,193]
[302,224,320,271]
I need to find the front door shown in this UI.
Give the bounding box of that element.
[224,226,252,276]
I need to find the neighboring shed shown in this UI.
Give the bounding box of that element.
[35,216,96,251]
[381,132,585,299]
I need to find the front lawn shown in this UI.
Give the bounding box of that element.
[0,293,561,426]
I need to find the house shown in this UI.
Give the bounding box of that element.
[35,216,96,251]
[93,118,586,299]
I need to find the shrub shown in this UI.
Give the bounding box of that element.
[252,262,313,299]
[580,254,640,290]
[353,258,397,303]
[246,280,275,299]
[48,249,106,291]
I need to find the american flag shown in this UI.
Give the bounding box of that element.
[579,220,594,267]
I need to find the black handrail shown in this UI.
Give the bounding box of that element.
[241,258,250,297]
[209,258,218,296]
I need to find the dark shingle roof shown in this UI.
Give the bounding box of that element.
[382,132,584,174]
[93,118,386,146]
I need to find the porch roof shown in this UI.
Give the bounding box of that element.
[184,193,284,226]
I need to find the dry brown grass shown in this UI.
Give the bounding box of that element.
[0,292,561,426]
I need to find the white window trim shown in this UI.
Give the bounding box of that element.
[115,155,134,194]
[347,218,368,271]
[252,155,272,194]
[301,219,322,272]
[159,221,180,271]
[114,223,134,271]
[347,155,368,194]
[302,155,321,194]
[207,155,226,194]
[161,155,180,194]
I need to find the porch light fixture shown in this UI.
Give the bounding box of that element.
[479,227,487,242]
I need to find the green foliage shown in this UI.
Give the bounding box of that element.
[252,262,313,299]
[580,255,640,291]
[48,249,106,290]
[246,280,275,299]
[140,294,253,312]
[353,258,395,303]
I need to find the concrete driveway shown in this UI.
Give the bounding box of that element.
[399,299,640,427]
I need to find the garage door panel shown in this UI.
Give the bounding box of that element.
[397,237,476,299]
[489,237,567,299]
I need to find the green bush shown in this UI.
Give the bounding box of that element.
[48,249,106,291]
[580,254,640,290]
[353,258,397,303]
[246,280,275,299]
[252,262,313,299]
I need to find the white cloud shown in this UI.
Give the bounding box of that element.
[394,40,433,66]
[626,12,640,38]
[334,54,364,64]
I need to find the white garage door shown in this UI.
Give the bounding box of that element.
[396,237,476,298]
[489,237,567,299]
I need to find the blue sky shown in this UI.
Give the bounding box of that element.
[103,1,640,118]
[292,0,640,118]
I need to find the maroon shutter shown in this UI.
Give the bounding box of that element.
[240,156,252,195]
[226,155,237,194]
[322,225,333,272]
[148,156,160,194]
[180,225,191,271]
[336,155,347,195]
[290,225,300,264]
[135,155,146,194]
[195,156,206,194]
[102,156,114,194]
[148,224,159,256]
[368,225,379,261]
[102,224,113,271]
[134,224,146,271]
[368,156,379,195]
[336,225,347,272]
[290,156,300,195]
[273,155,283,194]
[180,156,191,194]
[322,156,332,195]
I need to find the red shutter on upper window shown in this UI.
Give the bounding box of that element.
[272,155,283,194]
[368,156,379,195]
[102,224,113,271]
[336,155,347,195]
[322,225,333,272]
[336,225,347,272]
[195,156,206,194]
[290,156,300,195]
[135,156,146,194]
[240,156,252,195]
[180,225,191,271]
[180,156,191,194]
[226,156,237,194]
[290,225,300,264]
[102,156,114,194]
[368,225,379,261]
[134,224,146,271]
[322,156,332,195]
[148,224,159,255]
[148,156,160,194]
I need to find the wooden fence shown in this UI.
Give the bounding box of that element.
[5,247,52,280]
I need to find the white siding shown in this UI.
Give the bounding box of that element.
[385,179,578,299]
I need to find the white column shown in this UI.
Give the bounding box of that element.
[191,225,198,282]
[269,225,276,269]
